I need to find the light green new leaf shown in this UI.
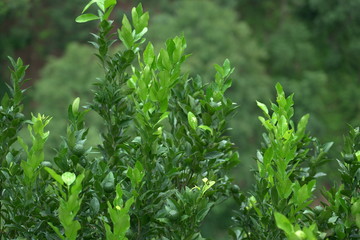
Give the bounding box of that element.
[143,42,155,66]
[72,97,80,114]
[201,178,215,196]
[126,164,144,187]
[48,222,65,240]
[160,49,172,70]
[263,146,274,168]
[122,15,132,32]
[198,125,213,135]
[223,58,232,76]
[95,0,105,12]
[102,5,115,21]
[132,4,148,33]
[278,115,288,138]
[275,82,284,98]
[296,114,309,139]
[62,172,76,186]
[256,101,269,116]
[45,167,64,185]
[214,64,224,76]
[274,212,294,234]
[75,14,99,23]
[118,27,134,49]
[302,224,318,240]
[81,0,96,13]
[139,12,149,31]
[258,116,273,130]
[132,5,140,31]
[104,0,116,9]
[188,112,198,130]
[155,111,169,126]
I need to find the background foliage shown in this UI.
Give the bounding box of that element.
[32,43,102,155]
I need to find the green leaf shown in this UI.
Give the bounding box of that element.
[159,98,169,113]
[256,101,269,116]
[214,64,224,76]
[155,111,169,126]
[104,0,116,9]
[276,177,293,199]
[201,178,215,195]
[172,36,185,63]
[294,183,310,206]
[17,136,28,154]
[198,125,213,135]
[132,4,149,33]
[75,14,99,23]
[102,5,115,21]
[104,222,113,239]
[121,15,132,32]
[302,224,318,240]
[274,212,294,234]
[1,92,9,108]
[118,27,134,49]
[136,3,144,14]
[296,114,309,139]
[275,82,284,98]
[48,222,65,240]
[81,0,96,13]
[127,166,143,187]
[68,173,84,204]
[278,115,288,138]
[323,142,333,153]
[62,172,76,186]
[139,12,149,31]
[328,216,338,224]
[95,0,105,12]
[205,151,224,160]
[187,112,198,130]
[223,58,232,76]
[356,151,360,162]
[90,197,100,214]
[45,167,64,185]
[258,116,273,130]
[263,146,274,167]
[143,42,155,66]
[131,5,140,31]
[102,171,115,190]
[160,49,172,70]
[72,97,80,114]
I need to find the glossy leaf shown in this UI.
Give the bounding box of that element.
[75,14,99,23]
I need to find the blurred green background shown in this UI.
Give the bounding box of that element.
[1,0,359,238]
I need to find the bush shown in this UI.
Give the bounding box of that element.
[0,1,359,239]
[230,84,360,239]
[1,1,238,239]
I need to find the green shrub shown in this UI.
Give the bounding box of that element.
[1,1,239,239]
[0,1,359,239]
[230,84,359,239]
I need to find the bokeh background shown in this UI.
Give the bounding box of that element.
[1,0,359,238]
